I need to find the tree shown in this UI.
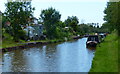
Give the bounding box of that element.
[103,2,120,35]
[4,1,35,41]
[64,16,79,33]
[40,7,61,39]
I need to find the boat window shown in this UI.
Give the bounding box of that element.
[87,36,99,42]
[91,37,95,41]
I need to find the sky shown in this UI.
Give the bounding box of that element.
[0,0,109,26]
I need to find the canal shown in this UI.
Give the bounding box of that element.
[2,38,95,72]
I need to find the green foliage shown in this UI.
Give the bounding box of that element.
[103,2,120,35]
[58,21,66,28]
[2,32,13,40]
[64,16,79,33]
[2,15,7,27]
[78,24,97,34]
[17,30,27,40]
[4,1,35,41]
[100,22,109,33]
[40,7,61,39]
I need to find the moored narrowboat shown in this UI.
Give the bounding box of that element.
[86,35,100,47]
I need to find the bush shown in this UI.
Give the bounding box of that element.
[2,32,13,40]
[17,30,27,40]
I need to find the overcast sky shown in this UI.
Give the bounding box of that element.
[0,0,109,25]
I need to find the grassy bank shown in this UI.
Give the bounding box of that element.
[118,36,120,74]
[1,39,63,49]
[90,32,118,72]
[1,35,74,49]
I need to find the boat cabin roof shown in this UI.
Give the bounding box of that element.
[87,35,99,42]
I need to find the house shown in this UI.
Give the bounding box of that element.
[32,24,43,37]
[23,24,43,40]
[23,16,44,40]
[23,26,35,39]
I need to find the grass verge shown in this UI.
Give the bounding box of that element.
[1,37,69,49]
[90,32,118,72]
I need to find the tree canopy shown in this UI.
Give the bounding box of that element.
[64,16,79,33]
[40,7,61,39]
[4,1,35,41]
[103,2,120,35]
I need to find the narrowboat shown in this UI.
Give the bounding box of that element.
[99,33,105,41]
[86,35,100,47]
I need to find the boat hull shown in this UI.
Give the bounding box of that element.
[86,41,97,47]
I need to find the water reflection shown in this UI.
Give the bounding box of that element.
[2,38,95,72]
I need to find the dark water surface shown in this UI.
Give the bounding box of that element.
[2,38,95,72]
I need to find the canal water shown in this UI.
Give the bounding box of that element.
[2,38,95,72]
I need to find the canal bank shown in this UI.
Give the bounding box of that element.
[90,32,118,72]
[1,36,83,52]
